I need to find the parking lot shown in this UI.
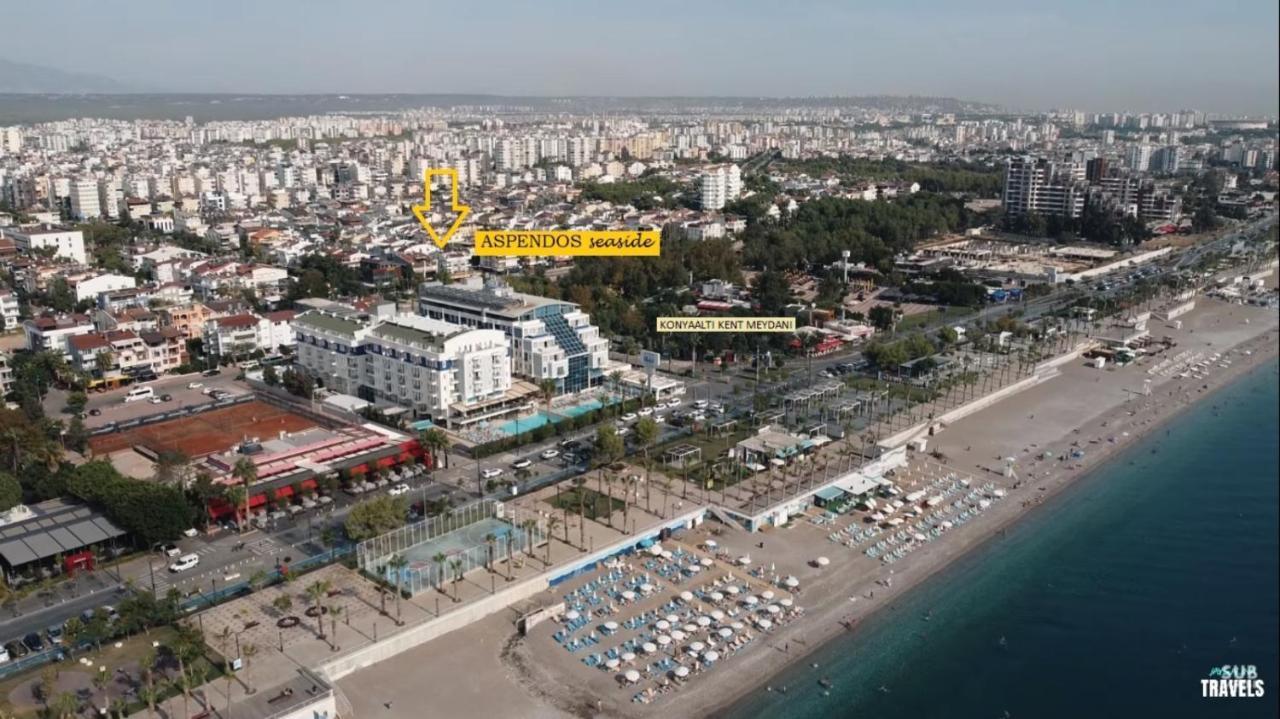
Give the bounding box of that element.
[78,371,249,430]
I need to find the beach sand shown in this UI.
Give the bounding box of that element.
[336,295,1279,719]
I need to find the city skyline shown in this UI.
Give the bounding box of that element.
[3,0,1278,115]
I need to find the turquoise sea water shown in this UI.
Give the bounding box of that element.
[722,359,1279,719]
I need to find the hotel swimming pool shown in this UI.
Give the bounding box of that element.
[495,398,607,436]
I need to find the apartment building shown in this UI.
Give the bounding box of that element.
[1,225,87,264]
[23,313,95,358]
[699,164,742,210]
[0,290,19,332]
[1001,156,1087,219]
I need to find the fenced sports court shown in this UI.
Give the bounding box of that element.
[356,499,546,595]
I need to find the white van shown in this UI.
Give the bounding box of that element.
[123,386,155,403]
[168,553,200,572]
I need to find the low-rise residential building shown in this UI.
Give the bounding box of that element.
[0,290,19,332]
[71,273,138,303]
[203,313,264,360]
[23,313,95,358]
[158,303,214,340]
[0,351,14,396]
[0,225,87,264]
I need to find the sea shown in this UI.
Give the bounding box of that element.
[722,358,1279,719]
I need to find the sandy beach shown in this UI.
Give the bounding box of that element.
[336,295,1279,719]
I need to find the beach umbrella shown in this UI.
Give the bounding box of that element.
[697,616,712,627]
[758,618,773,629]
[784,576,800,588]
[726,586,740,596]
[683,623,698,633]
[743,595,759,606]
[686,564,702,574]
[604,621,619,631]
[761,590,775,601]
[640,583,654,593]
[737,556,751,565]
[700,557,714,567]
[731,621,745,630]
[624,669,641,683]
[642,642,658,654]
[704,539,717,549]
[718,627,733,639]
[816,556,830,567]
[606,658,620,669]
[622,651,636,663]
[674,666,690,678]
[649,544,664,556]
[704,650,720,663]
[565,610,580,621]
[690,641,706,652]
[661,551,674,560]
[622,590,636,601]
[680,591,694,602]
[665,614,679,623]
[780,598,793,608]
[656,620,671,631]
[710,591,724,602]
[671,630,687,642]
[710,610,725,621]
[766,604,781,615]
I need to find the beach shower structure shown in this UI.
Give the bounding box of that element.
[1003,456,1018,480]
[356,499,546,596]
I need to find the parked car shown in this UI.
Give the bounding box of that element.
[160,394,173,402]
[187,381,204,390]
[481,468,503,479]
[512,458,533,469]
[201,369,221,377]
[156,542,181,557]
[3,641,26,659]
[22,632,45,653]
[637,407,654,417]
[540,448,560,460]
[45,624,64,645]
[388,483,410,496]
[168,553,200,572]
[148,397,163,404]
[89,408,102,416]
[666,398,681,407]
[620,412,638,422]
[0,645,9,664]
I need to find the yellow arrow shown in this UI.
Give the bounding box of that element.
[411,168,470,249]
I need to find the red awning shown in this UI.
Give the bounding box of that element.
[376,456,397,468]
[349,464,368,475]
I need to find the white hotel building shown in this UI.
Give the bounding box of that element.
[292,306,527,428]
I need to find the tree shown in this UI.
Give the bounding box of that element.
[868,305,897,332]
[538,378,557,413]
[752,269,793,315]
[387,554,408,622]
[0,472,20,512]
[419,428,450,470]
[64,416,90,454]
[634,418,658,513]
[232,457,257,534]
[66,461,195,546]
[262,364,279,386]
[305,579,332,641]
[344,495,408,541]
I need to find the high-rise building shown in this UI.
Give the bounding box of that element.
[699,164,742,210]
[69,179,101,219]
[1001,156,1086,219]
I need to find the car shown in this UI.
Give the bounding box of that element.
[148,397,163,404]
[637,407,654,417]
[187,381,204,389]
[512,458,533,469]
[22,632,45,653]
[480,467,503,479]
[560,439,582,451]
[540,448,560,460]
[666,397,681,406]
[45,624,64,645]
[201,369,221,377]
[156,542,180,557]
[620,412,638,422]
[168,553,200,572]
[693,399,709,410]
[160,394,173,402]
[388,483,410,496]
[202,387,216,396]
[616,426,631,436]
[3,641,26,660]
[653,415,665,424]
[89,408,101,416]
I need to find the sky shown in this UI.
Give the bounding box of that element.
[6,0,1278,115]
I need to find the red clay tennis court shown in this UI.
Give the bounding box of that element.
[90,401,316,457]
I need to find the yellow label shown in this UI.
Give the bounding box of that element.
[655,317,796,333]
[474,230,661,256]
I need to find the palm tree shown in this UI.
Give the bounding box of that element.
[305,580,332,641]
[52,691,80,719]
[483,532,497,573]
[432,552,449,597]
[91,665,111,716]
[232,456,258,534]
[139,647,159,717]
[634,416,658,513]
[419,428,450,471]
[241,642,259,693]
[538,378,557,414]
[545,515,561,563]
[449,559,464,600]
[387,553,408,622]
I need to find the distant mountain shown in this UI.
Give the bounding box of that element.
[0,56,137,94]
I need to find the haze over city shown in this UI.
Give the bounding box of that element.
[2,0,1278,114]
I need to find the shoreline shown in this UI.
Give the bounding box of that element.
[709,343,1280,718]
[672,322,1280,719]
